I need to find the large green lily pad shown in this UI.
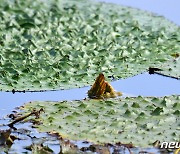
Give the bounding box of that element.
[0,0,179,91]
[153,57,180,79]
[21,95,180,147]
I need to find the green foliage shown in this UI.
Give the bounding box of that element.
[22,95,180,147]
[154,57,180,79]
[0,0,179,91]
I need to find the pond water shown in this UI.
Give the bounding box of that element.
[0,0,180,153]
[0,73,180,119]
[0,73,179,153]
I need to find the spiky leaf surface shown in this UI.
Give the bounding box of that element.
[0,0,179,91]
[154,58,180,79]
[22,95,180,147]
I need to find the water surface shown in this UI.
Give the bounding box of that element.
[0,0,180,153]
[0,73,179,119]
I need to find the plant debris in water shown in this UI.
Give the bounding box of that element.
[0,129,15,146]
[0,0,179,91]
[8,108,43,128]
[25,144,54,154]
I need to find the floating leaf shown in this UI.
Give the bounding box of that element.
[151,107,163,116]
[0,0,179,91]
[151,57,180,79]
[21,95,180,147]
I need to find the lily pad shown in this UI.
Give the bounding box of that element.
[21,95,180,147]
[154,57,180,79]
[0,0,180,91]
